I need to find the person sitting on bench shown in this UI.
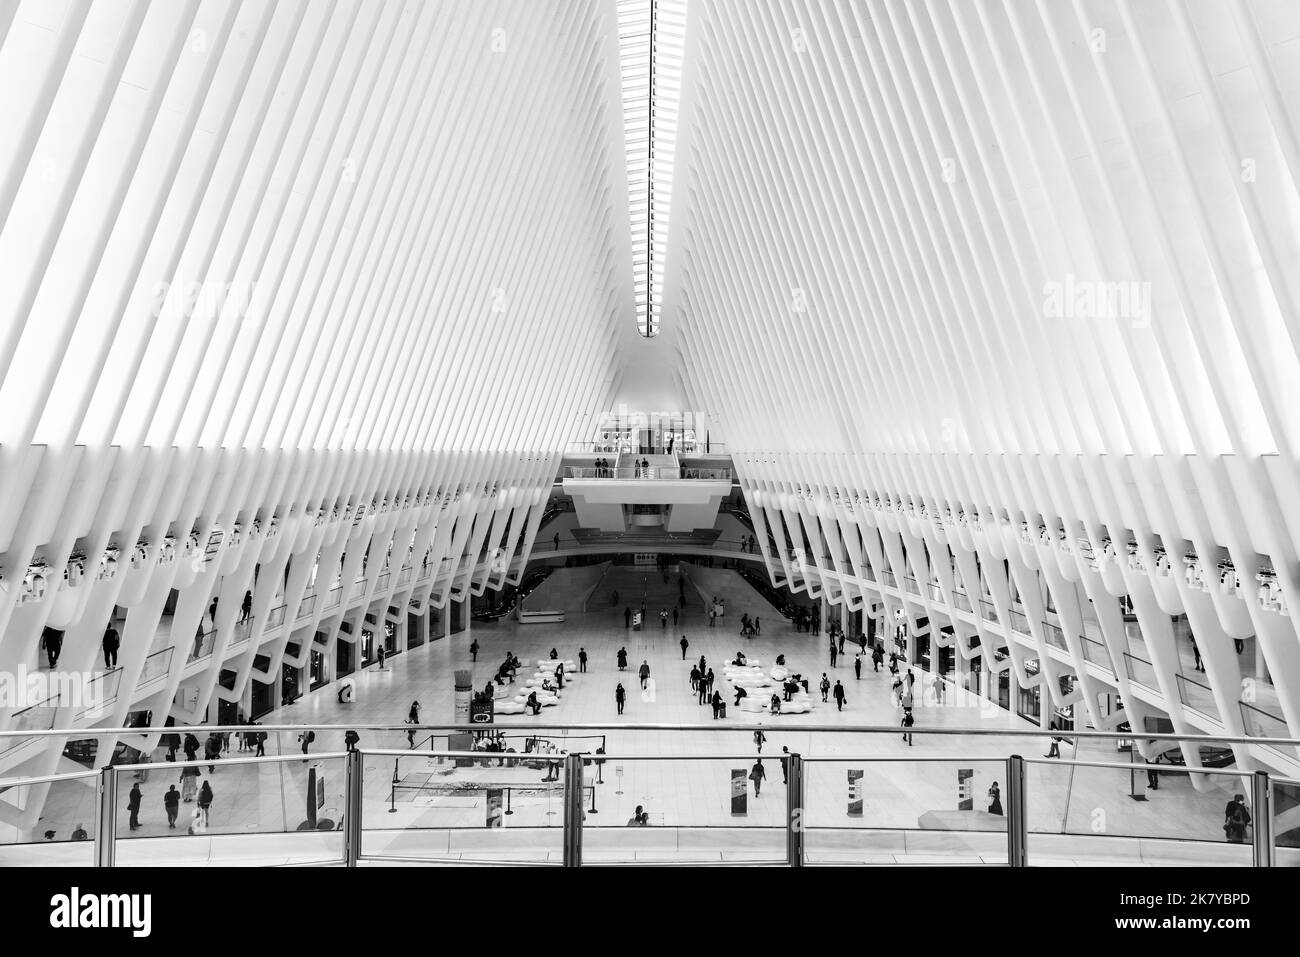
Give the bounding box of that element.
[734,686,748,707]
[549,648,558,660]
[526,692,541,715]
[770,693,782,714]
[733,651,747,666]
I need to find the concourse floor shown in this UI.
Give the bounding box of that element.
[21,577,1246,862]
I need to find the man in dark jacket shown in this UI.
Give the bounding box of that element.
[102,624,120,669]
[833,680,847,711]
[127,783,143,830]
[163,785,180,828]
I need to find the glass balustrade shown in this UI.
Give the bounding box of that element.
[1,725,1294,867]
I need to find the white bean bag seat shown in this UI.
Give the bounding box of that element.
[738,697,768,713]
[496,699,527,714]
[770,666,789,682]
[780,698,813,715]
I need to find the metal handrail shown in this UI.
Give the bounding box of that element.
[2,723,1297,747]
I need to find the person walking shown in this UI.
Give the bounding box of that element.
[615,683,626,715]
[197,781,214,828]
[183,732,200,763]
[127,783,143,831]
[41,628,63,668]
[660,608,669,630]
[624,607,632,630]
[987,781,1003,816]
[638,660,650,690]
[871,644,883,672]
[819,673,830,702]
[829,641,838,668]
[900,684,914,712]
[163,785,180,829]
[680,635,689,660]
[553,533,560,551]
[344,729,360,752]
[749,759,766,797]
[689,665,700,691]
[254,725,266,757]
[854,654,862,680]
[1044,718,1061,758]
[905,669,915,692]
[204,733,221,774]
[470,639,479,661]
[578,647,588,672]
[673,607,679,629]
[102,623,120,669]
[299,729,315,754]
[705,668,714,695]
[180,764,199,803]
[901,708,915,746]
[377,645,386,669]
[697,676,709,705]
[753,729,766,753]
[240,590,253,624]
[711,690,723,718]
[780,746,790,784]
[698,654,707,677]
[832,680,846,712]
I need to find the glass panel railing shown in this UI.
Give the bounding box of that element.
[1080,636,1112,670]
[1175,673,1220,721]
[880,570,897,588]
[297,594,316,619]
[1041,621,1068,651]
[1239,701,1298,762]
[1008,609,1030,634]
[951,589,973,613]
[1272,778,1300,860]
[325,586,342,610]
[979,599,998,623]
[1024,758,1253,865]
[398,566,412,586]
[0,771,99,866]
[139,647,173,685]
[360,748,566,864]
[1,704,58,755]
[110,753,346,866]
[266,604,287,630]
[74,669,123,720]
[903,576,920,595]
[187,629,216,663]
[581,755,785,864]
[376,572,390,592]
[227,618,253,647]
[1123,652,1159,690]
[804,758,1007,865]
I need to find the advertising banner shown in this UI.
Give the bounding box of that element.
[847,769,863,816]
[958,768,973,810]
[731,768,748,815]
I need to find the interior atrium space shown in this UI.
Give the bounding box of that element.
[2,0,1300,920]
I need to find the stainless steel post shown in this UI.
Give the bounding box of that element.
[94,765,117,868]
[1252,769,1272,867]
[563,752,584,867]
[344,747,363,866]
[786,752,804,866]
[1006,754,1027,867]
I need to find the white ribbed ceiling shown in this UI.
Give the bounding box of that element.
[0,0,630,455]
